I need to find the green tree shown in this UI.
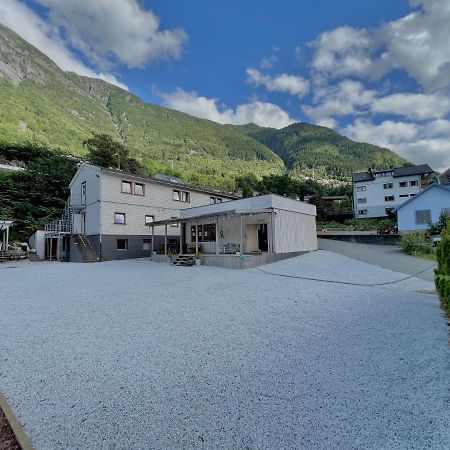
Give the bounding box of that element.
[83,134,128,169]
[0,155,77,241]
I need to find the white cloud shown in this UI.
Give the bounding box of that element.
[303,79,376,120]
[343,119,418,148]
[161,89,295,129]
[317,118,337,129]
[246,68,310,97]
[310,0,450,91]
[311,26,388,80]
[372,93,450,120]
[0,0,128,89]
[383,1,450,91]
[33,0,187,69]
[343,118,449,171]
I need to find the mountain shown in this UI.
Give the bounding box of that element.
[238,122,407,181]
[0,23,407,189]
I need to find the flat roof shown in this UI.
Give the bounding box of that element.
[150,194,316,226]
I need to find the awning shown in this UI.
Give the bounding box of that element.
[149,208,274,227]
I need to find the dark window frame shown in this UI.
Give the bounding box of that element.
[116,239,128,250]
[114,212,127,225]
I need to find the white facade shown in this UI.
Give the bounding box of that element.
[395,184,450,232]
[67,163,237,259]
[180,194,318,254]
[352,166,433,219]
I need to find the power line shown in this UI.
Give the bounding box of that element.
[255,264,436,287]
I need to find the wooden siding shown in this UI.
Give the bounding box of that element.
[69,164,101,236]
[100,171,231,236]
[274,209,318,252]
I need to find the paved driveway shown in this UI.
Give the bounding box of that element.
[319,238,436,282]
[0,253,448,449]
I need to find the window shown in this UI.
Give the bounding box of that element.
[383,183,393,189]
[170,217,179,227]
[399,181,408,188]
[210,196,223,204]
[375,171,393,177]
[173,190,190,202]
[384,196,395,202]
[134,183,144,196]
[410,193,416,197]
[203,223,216,242]
[415,210,431,224]
[121,180,145,195]
[181,191,190,203]
[356,186,366,192]
[116,239,128,250]
[357,198,367,204]
[358,209,368,215]
[399,194,409,198]
[143,239,152,250]
[410,180,419,187]
[114,213,126,224]
[81,181,86,205]
[121,181,132,194]
[145,215,154,225]
[191,225,202,242]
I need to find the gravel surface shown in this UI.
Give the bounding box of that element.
[0,251,449,449]
[318,238,436,282]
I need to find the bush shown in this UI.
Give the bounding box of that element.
[435,221,450,312]
[400,232,435,256]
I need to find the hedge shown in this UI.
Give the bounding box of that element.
[435,221,450,312]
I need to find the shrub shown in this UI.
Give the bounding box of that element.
[435,221,450,312]
[400,232,434,256]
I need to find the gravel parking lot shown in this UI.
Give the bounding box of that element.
[0,251,449,449]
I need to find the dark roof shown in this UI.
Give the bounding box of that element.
[393,183,450,212]
[101,166,239,199]
[438,168,450,184]
[352,164,434,183]
[352,172,374,182]
[392,164,434,177]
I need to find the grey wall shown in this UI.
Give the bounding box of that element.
[100,234,180,261]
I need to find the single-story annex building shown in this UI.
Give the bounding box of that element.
[394,183,450,232]
[151,193,318,268]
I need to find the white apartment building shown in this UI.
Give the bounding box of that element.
[352,164,434,219]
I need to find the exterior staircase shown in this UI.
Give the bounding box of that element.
[172,254,196,266]
[73,234,99,263]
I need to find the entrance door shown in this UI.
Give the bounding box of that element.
[245,224,259,252]
[258,224,268,252]
[81,212,86,234]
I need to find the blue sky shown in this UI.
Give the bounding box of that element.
[1,0,449,171]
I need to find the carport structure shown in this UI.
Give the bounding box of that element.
[150,194,318,268]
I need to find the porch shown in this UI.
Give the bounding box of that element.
[150,208,276,258]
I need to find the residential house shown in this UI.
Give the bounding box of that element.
[394,183,450,232]
[439,168,450,185]
[41,163,238,261]
[352,164,434,219]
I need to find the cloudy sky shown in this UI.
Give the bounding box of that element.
[1,0,449,171]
